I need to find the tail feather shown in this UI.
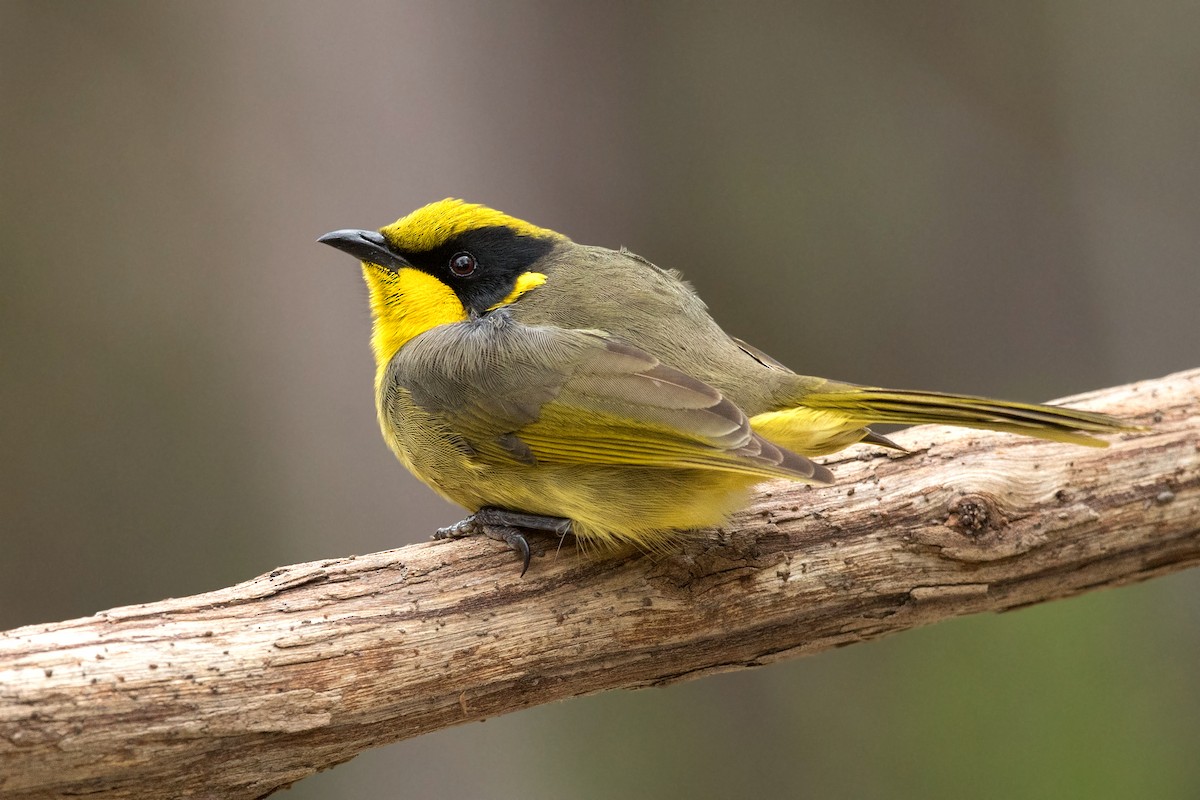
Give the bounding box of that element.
[799,387,1136,448]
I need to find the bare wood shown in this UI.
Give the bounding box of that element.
[2,368,1198,799]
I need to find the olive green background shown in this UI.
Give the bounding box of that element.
[3,2,1198,798]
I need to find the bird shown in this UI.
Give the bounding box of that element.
[319,199,1133,573]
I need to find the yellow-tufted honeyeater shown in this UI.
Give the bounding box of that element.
[320,199,1133,573]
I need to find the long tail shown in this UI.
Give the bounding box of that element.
[750,384,1137,456]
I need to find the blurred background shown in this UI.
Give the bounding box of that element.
[3,1,1198,797]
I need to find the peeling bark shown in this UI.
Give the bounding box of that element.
[2,369,1197,800]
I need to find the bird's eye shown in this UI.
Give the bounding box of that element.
[449,252,477,277]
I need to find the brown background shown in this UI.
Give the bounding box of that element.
[2,2,1198,797]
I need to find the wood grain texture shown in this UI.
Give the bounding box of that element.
[2,368,1197,799]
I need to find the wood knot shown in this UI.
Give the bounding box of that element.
[947,495,1002,537]
[913,492,1072,563]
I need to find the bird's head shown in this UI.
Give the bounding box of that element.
[320,199,566,367]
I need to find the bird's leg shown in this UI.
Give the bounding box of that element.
[434,507,574,576]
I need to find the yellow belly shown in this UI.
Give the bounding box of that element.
[381,390,761,551]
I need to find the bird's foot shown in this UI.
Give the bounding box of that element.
[434,507,573,576]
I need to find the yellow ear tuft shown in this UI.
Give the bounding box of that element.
[487,271,547,311]
[380,199,565,253]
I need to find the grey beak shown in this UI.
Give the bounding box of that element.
[318,229,411,271]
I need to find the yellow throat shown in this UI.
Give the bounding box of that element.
[362,265,549,369]
[360,199,562,369]
[363,265,466,369]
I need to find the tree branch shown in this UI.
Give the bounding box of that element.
[2,369,1198,799]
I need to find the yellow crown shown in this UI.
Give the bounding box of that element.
[380,199,564,253]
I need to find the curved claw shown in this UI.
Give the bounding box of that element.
[507,531,532,577]
[434,507,573,576]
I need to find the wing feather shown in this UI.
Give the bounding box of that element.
[389,313,831,483]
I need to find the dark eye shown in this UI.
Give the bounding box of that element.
[449,251,477,277]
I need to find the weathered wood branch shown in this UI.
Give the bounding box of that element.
[2,369,1198,799]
